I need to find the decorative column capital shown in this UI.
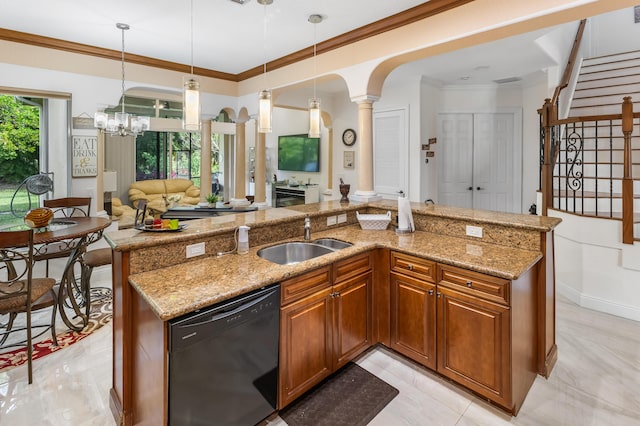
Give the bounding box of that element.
[351,95,380,104]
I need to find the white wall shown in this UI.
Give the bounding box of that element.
[327,93,359,200]
[268,107,329,193]
[377,72,422,202]
[522,78,552,213]
[551,210,640,322]
[590,8,640,57]
[420,79,443,204]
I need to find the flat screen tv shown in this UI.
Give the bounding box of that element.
[277,134,320,172]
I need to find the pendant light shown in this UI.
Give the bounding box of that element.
[258,0,273,133]
[183,0,201,131]
[94,23,150,137]
[308,14,322,138]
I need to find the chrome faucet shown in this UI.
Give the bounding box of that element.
[304,216,311,240]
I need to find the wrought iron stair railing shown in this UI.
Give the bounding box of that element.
[539,97,639,244]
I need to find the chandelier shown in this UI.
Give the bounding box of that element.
[94,23,150,137]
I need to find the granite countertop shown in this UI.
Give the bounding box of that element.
[128,225,542,321]
[105,200,369,252]
[105,199,561,252]
[369,200,562,232]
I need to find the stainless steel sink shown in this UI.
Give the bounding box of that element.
[312,238,353,250]
[257,242,335,265]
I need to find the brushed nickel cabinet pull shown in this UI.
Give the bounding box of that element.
[428,290,434,296]
[408,264,414,271]
[466,281,472,287]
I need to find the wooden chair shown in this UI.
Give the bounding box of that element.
[40,197,92,277]
[78,200,148,317]
[0,229,57,384]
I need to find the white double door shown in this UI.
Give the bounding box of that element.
[437,111,522,213]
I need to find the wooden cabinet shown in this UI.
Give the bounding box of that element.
[387,253,537,415]
[279,273,333,407]
[437,284,511,405]
[389,252,437,369]
[436,263,536,415]
[279,252,372,408]
[333,259,372,369]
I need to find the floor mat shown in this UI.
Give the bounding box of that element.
[279,362,399,426]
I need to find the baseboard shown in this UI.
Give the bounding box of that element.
[557,280,640,322]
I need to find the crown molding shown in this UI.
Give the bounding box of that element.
[0,0,473,83]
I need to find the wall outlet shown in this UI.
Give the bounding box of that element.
[337,214,347,224]
[466,225,483,238]
[327,215,337,226]
[186,242,206,258]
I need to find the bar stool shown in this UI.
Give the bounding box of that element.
[79,249,112,317]
[78,199,147,316]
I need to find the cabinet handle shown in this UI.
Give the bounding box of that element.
[436,292,441,298]
[467,186,473,191]
[407,264,414,271]
[334,291,340,297]
[466,281,472,287]
[428,290,434,296]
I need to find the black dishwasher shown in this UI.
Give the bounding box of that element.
[168,284,280,426]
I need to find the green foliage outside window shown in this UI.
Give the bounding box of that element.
[0,95,40,184]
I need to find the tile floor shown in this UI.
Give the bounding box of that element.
[1,271,639,425]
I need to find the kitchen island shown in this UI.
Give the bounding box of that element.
[105,200,561,425]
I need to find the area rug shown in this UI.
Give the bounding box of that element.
[0,287,112,371]
[279,362,399,426]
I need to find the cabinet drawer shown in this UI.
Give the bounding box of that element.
[390,252,436,283]
[333,252,372,284]
[437,264,510,305]
[281,266,332,306]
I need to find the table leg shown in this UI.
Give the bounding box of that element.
[57,243,88,332]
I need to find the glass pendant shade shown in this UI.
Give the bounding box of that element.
[183,78,201,131]
[308,98,321,138]
[94,112,109,129]
[258,89,272,133]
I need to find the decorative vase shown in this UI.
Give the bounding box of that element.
[24,207,53,228]
[339,184,350,203]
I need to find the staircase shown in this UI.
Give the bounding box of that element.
[570,50,640,117]
[545,50,640,243]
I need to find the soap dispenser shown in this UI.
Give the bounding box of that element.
[237,225,250,255]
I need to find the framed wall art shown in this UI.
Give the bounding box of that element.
[72,135,98,177]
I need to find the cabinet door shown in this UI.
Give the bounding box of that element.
[279,287,333,408]
[437,286,511,407]
[390,273,436,370]
[333,271,372,369]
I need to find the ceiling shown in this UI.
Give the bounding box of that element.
[0,0,429,75]
[0,1,629,92]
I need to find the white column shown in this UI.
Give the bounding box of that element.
[230,119,249,206]
[200,120,212,203]
[253,130,268,208]
[352,96,382,202]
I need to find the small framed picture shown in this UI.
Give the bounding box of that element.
[343,151,355,169]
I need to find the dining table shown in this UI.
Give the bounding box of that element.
[1,216,111,331]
